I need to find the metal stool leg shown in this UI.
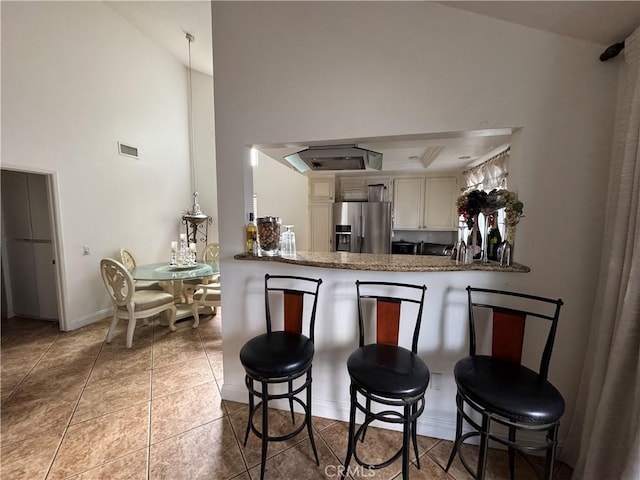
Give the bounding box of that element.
[243,376,254,446]
[340,384,358,480]
[508,427,516,480]
[476,414,490,480]
[411,402,420,469]
[545,423,559,480]
[306,369,320,466]
[402,403,411,479]
[260,380,269,480]
[446,393,464,471]
[360,396,372,443]
[288,378,296,424]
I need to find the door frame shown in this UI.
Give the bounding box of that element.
[1,165,67,330]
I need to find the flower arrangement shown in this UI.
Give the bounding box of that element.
[456,188,524,243]
[456,190,487,228]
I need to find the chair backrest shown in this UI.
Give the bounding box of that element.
[100,258,135,306]
[264,274,322,341]
[201,243,219,263]
[119,248,136,272]
[356,280,427,353]
[466,286,563,379]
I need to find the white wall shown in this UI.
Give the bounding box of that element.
[191,70,219,244]
[253,151,309,250]
[212,2,618,465]
[1,2,192,329]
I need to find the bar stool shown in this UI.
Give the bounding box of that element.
[446,286,565,480]
[239,274,323,480]
[341,280,429,480]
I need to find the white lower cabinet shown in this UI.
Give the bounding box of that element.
[308,203,333,252]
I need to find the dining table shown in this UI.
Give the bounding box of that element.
[132,261,220,326]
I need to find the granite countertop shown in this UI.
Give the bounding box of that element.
[234,251,530,273]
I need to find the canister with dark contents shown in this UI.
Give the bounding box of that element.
[257,216,282,256]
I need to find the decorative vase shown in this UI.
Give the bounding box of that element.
[467,215,482,261]
[498,240,513,266]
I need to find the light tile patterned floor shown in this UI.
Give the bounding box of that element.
[1,314,573,479]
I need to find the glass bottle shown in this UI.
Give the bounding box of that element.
[245,212,257,254]
[487,213,502,261]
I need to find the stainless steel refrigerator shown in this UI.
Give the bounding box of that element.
[333,202,392,254]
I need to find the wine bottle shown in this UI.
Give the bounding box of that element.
[487,214,502,261]
[245,212,257,254]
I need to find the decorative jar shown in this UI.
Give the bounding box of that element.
[257,216,282,256]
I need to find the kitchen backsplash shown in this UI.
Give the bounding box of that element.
[392,230,457,245]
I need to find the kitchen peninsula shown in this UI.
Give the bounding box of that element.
[226,250,531,444]
[234,251,530,273]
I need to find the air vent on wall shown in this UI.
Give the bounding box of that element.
[118,142,139,159]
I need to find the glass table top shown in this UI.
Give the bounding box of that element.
[132,262,219,281]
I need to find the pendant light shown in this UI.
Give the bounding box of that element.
[182,32,211,244]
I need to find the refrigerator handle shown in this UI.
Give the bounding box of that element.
[359,213,365,253]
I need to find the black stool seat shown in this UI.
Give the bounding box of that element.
[240,332,314,379]
[348,344,430,398]
[454,355,565,425]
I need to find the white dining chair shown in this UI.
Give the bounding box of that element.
[119,247,162,291]
[181,243,220,303]
[100,258,177,348]
[190,278,221,328]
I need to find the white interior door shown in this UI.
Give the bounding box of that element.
[1,170,59,321]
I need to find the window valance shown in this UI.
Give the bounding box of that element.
[462,147,510,192]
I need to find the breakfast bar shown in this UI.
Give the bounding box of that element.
[222,250,533,447]
[233,251,530,273]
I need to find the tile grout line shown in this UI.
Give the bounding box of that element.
[147,316,159,480]
[43,325,109,480]
[224,401,255,477]
[1,328,62,408]
[1,317,572,479]
[199,314,253,478]
[46,320,154,478]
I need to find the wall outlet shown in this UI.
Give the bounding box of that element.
[82,245,91,255]
[430,372,442,390]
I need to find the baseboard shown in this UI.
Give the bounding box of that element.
[65,307,112,331]
[220,381,568,456]
[221,382,458,441]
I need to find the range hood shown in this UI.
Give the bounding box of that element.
[283,144,383,173]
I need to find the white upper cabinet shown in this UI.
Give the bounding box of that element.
[393,177,424,229]
[424,177,458,230]
[336,176,393,202]
[308,176,335,202]
[393,176,458,230]
[337,177,366,201]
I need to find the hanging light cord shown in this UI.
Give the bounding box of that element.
[186,32,196,199]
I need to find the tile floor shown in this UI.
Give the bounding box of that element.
[1,313,573,479]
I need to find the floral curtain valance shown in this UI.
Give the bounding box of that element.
[463,147,510,192]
